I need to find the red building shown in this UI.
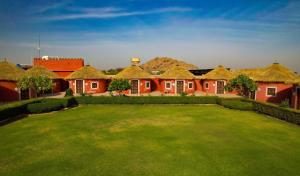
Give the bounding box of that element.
[236,63,297,104]
[33,57,84,91]
[201,65,235,95]
[159,65,196,95]
[291,78,300,110]
[67,66,108,95]
[0,60,24,102]
[114,59,152,95]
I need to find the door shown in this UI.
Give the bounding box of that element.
[176,81,184,94]
[21,89,29,100]
[216,81,225,94]
[76,80,83,94]
[131,80,139,94]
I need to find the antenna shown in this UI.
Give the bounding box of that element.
[37,34,41,58]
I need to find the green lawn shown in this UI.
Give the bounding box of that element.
[1,105,300,176]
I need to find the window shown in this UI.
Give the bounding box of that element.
[205,82,209,89]
[165,82,171,89]
[145,81,150,89]
[266,87,276,96]
[91,82,98,89]
[188,82,193,89]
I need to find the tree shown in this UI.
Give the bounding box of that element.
[17,76,52,98]
[108,79,131,96]
[225,74,257,98]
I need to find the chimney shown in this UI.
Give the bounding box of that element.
[131,57,140,66]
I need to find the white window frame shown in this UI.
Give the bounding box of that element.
[91,81,99,90]
[205,82,209,89]
[165,81,172,89]
[188,82,193,89]
[145,81,150,89]
[266,87,277,97]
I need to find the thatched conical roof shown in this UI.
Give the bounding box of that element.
[23,66,58,79]
[254,63,297,82]
[67,65,107,79]
[0,60,24,81]
[201,65,233,80]
[233,68,264,80]
[114,65,152,79]
[159,65,195,79]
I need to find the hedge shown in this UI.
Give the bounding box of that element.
[0,99,40,121]
[0,97,78,121]
[27,97,78,114]
[75,96,219,104]
[217,98,254,111]
[253,101,300,125]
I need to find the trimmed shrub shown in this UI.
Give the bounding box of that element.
[253,101,300,125]
[0,99,40,121]
[279,99,290,108]
[75,96,218,105]
[27,101,64,114]
[217,98,254,111]
[65,88,73,97]
[41,97,78,108]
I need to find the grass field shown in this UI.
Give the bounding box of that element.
[1,105,300,176]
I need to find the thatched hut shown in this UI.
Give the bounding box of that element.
[159,65,196,94]
[200,65,234,95]
[114,59,152,94]
[236,63,297,104]
[0,60,24,102]
[66,65,108,94]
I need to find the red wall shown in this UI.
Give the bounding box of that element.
[255,82,293,104]
[33,58,84,78]
[69,79,107,94]
[201,79,237,95]
[0,81,19,102]
[160,80,196,94]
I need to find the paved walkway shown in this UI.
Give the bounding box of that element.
[42,91,242,98]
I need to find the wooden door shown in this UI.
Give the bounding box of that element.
[76,80,83,94]
[131,80,138,94]
[176,81,184,94]
[216,81,225,94]
[21,89,29,100]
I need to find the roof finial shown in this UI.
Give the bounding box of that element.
[131,57,140,66]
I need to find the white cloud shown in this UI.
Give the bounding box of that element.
[38,6,193,21]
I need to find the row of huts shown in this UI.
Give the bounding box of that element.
[0,58,299,109]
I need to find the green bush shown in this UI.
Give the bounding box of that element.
[279,99,290,108]
[41,97,78,108]
[0,99,40,121]
[180,92,188,96]
[253,101,300,125]
[65,88,73,97]
[27,101,64,114]
[75,96,218,104]
[217,98,254,111]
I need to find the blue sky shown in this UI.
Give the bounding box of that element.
[0,0,299,72]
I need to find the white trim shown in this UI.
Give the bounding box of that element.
[266,87,277,97]
[145,81,150,89]
[90,81,99,90]
[175,80,185,94]
[188,82,193,89]
[165,81,172,90]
